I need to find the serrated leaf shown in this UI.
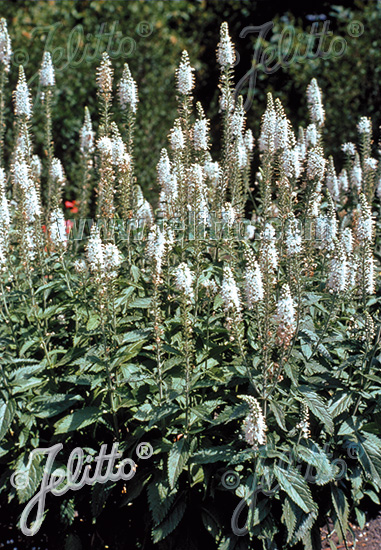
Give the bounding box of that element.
[14,449,45,504]
[0,400,15,441]
[147,479,177,526]
[298,388,334,434]
[32,394,83,419]
[168,437,189,489]
[192,445,235,464]
[54,407,101,434]
[282,497,297,543]
[274,465,316,514]
[151,495,186,543]
[331,486,349,543]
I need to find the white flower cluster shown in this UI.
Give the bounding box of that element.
[341,142,356,156]
[118,63,138,113]
[96,52,113,95]
[356,194,374,245]
[86,226,122,280]
[146,224,173,282]
[110,126,130,167]
[221,266,241,314]
[306,78,325,127]
[296,402,310,439]
[0,168,10,271]
[285,214,302,256]
[258,94,276,153]
[50,208,67,249]
[13,159,41,222]
[326,157,339,202]
[174,262,194,303]
[315,207,337,252]
[40,51,55,87]
[244,249,264,308]
[50,158,66,189]
[338,169,349,193]
[307,147,326,182]
[204,157,221,187]
[306,124,318,147]
[14,66,32,120]
[193,118,209,151]
[157,149,178,210]
[357,116,372,135]
[0,18,12,73]
[260,223,278,272]
[327,244,348,293]
[169,120,184,151]
[275,284,297,348]
[239,395,267,450]
[216,22,236,68]
[176,50,195,95]
[31,155,42,180]
[80,107,95,155]
[221,202,236,228]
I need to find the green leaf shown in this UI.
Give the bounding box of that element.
[168,437,189,489]
[331,486,349,543]
[282,497,297,544]
[274,465,316,514]
[0,400,15,441]
[192,445,235,464]
[147,478,177,526]
[14,449,45,504]
[129,297,151,308]
[269,400,287,431]
[151,494,186,543]
[122,328,152,343]
[298,388,334,434]
[329,393,353,419]
[54,407,101,434]
[32,394,83,419]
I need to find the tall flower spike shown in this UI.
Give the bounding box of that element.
[96,52,113,96]
[260,223,278,272]
[285,214,302,256]
[0,18,12,73]
[40,51,55,87]
[86,226,105,273]
[169,119,184,151]
[217,22,236,68]
[326,156,339,202]
[0,167,10,229]
[356,193,374,245]
[49,208,67,250]
[14,66,32,120]
[174,262,194,303]
[193,109,209,151]
[118,63,138,113]
[104,243,122,280]
[258,93,276,153]
[327,242,348,293]
[80,107,95,155]
[275,284,297,348]
[221,266,241,314]
[176,51,195,95]
[306,78,325,127]
[244,248,264,308]
[239,395,267,450]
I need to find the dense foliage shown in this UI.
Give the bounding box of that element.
[0,12,380,550]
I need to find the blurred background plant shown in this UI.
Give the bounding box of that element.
[1,0,379,203]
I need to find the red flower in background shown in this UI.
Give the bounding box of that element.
[65,200,78,214]
[65,220,74,234]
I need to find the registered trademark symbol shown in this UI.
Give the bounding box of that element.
[347,20,364,38]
